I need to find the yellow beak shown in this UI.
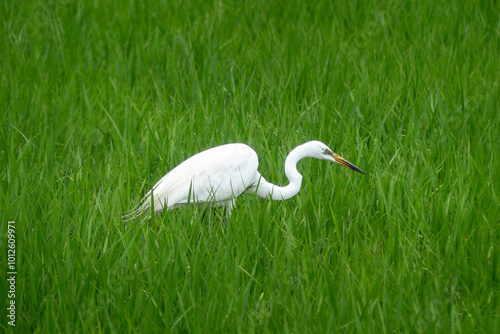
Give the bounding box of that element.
[333,154,365,174]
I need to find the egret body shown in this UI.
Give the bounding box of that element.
[123,141,364,220]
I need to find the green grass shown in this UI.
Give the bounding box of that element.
[1,0,499,332]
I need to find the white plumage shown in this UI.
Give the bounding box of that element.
[123,141,364,220]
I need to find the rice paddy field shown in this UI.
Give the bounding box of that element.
[1,0,499,332]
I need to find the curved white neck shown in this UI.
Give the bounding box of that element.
[252,144,311,201]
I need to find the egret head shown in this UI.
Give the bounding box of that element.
[309,141,365,174]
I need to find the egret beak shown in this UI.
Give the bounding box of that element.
[333,154,365,175]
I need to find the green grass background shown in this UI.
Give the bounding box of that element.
[1,0,499,332]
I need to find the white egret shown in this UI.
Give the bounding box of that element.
[123,141,364,220]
